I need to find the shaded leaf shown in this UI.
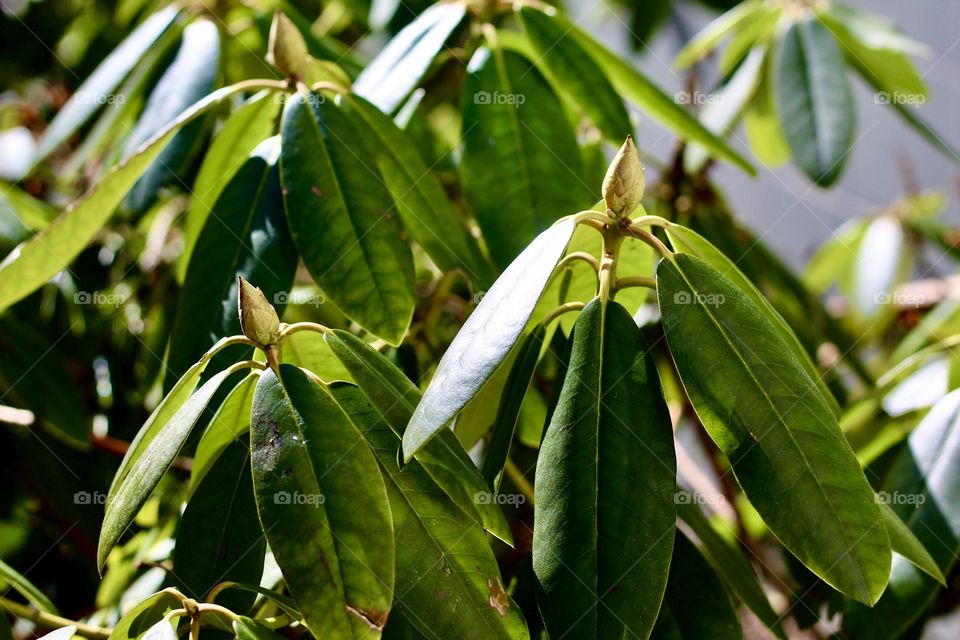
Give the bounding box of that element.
[190,373,258,493]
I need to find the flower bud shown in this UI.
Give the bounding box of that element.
[238,277,281,347]
[602,136,645,218]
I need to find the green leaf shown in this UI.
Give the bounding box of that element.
[718,6,781,74]
[891,294,960,364]
[517,6,632,141]
[657,253,890,604]
[402,219,575,460]
[774,16,855,186]
[279,330,354,382]
[280,91,414,345]
[569,21,755,175]
[0,184,57,241]
[676,498,785,638]
[167,136,296,381]
[879,501,944,583]
[674,0,765,69]
[99,367,236,570]
[177,92,280,281]
[328,384,528,639]
[235,617,287,640]
[174,440,265,611]
[353,3,467,112]
[0,83,275,313]
[481,325,545,490]
[664,224,839,417]
[802,217,868,294]
[190,373,258,493]
[337,93,494,286]
[123,19,220,214]
[0,316,89,446]
[0,558,58,614]
[844,389,960,638]
[743,55,791,167]
[461,47,591,268]
[250,365,394,638]
[324,329,513,544]
[107,591,182,640]
[32,5,181,166]
[650,533,741,640]
[534,299,676,639]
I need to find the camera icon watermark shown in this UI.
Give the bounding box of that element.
[474,491,526,507]
[74,291,127,307]
[474,91,526,108]
[673,291,725,307]
[273,490,325,507]
[74,491,107,505]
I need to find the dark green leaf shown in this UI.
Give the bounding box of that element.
[280,91,414,345]
[534,299,676,639]
[167,136,296,381]
[337,93,494,285]
[403,219,574,460]
[657,253,890,604]
[844,390,960,638]
[879,501,944,583]
[774,16,855,186]
[123,19,220,214]
[324,329,513,544]
[353,3,466,112]
[250,365,393,638]
[178,92,280,281]
[461,47,591,268]
[190,373,258,493]
[518,6,632,141]
[235,617,287,640]
[329,384,528,639]
[32,6,181,165]
[650,533,741,640]
[0,83,275,312]
[481,325,545,490]
[174,440,265,611]
[99,367,236,570]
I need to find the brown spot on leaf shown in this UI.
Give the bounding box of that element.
[311,186,323,197]
[345,603,388,630]
[487,577,509,617]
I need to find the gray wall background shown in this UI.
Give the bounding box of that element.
[572,0,960,269]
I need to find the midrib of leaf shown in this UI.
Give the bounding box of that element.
[326,393,505,637]
[308,105,393,319]
[796,20,831,173]
[671,265,871,597]
[491,47,535,239]
[590,300,605,605]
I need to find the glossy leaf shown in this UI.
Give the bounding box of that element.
[461,47,590,268]
[324,329,512,544]
[774,16,855,186]
[481,325,545,491]
[329,384,528,639]
[568,19,755,175]
[107,591,182,640]
[123,19,220,214]
[250,365,394,639]
[0,83,275,312]
[167,136,296,381]
[279,330,354,382]
[178,92,280,281]
[99,367,236,570]
[534,299,676,639]
[235,617,287,640]
[657,253,890,604]
[32,6,181,165]
[353,3,466,112]
[650,533,741,640]
[174,440,265,610]
[844,390,960,638]
[280,91,414,345]
[337,92,493,285]
[517,6,632,141]
[403,219,575,460]
[190,373,258,493]
[879,501,943,583]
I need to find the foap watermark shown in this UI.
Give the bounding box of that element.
[875,91,926,107]
[274,290,326,307]
[75,290,127,307]
[673,291,725,307]
[74,490,107,505]
[275,92,326,106]
[73,91,125,106]
[474,90,526,108]
[674,491,725,506]
[875,290,928,308]
[474,491,526,507]
[875,491,925,506]
[674,91,722,106]
[274,490,325,507]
